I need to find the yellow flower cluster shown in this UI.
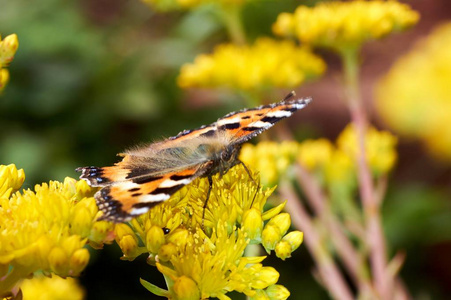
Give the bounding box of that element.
[178,38,325,90]
[376,22,451,161]
[240,141,299,186]
[240,124,397,187]
[0,165,114,295]
[115,165,301,299]
[273,0,419,52]
[21,275,85,300]
[0,34,18,93]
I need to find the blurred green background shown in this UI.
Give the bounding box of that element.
[1,0,450,299]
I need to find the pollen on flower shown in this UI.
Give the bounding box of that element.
[273,0,419,52]
[178,38,325,90]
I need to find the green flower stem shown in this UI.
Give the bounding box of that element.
[340,47,389,298]
[280,182,354,300]
[219,5,247,45]
[294,164,373,295]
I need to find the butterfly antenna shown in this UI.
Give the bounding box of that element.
[282,91,296,101]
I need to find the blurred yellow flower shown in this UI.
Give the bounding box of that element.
[240,141,299,186]
[0,34,18,66]
[0,34,19,93]
[178,38,325,90]
[21,275,84,300]
[0,166,114,294]
[120,165,301,299]
[297,139,334,171]
[337,124,398,176]
[376,22,451,161]
[240,125,397,189]
[0,68,9,93]
[273,0,419,52]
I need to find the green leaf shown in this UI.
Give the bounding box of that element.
[140,278,170,298]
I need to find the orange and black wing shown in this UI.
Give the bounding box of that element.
[77,162,210,222]
[214,92,312,145]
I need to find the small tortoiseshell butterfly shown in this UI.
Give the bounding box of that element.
[76,92,312,222]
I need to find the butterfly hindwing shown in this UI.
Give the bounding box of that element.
[94,164,209,222]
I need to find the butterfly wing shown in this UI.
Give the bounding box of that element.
[77,162,211,222]
[215,92,312,145]
[77,91,312,222]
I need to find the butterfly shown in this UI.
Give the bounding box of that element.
[76,92,312,223]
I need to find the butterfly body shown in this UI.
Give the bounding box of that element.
[77,92,312,222]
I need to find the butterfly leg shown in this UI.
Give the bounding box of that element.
[202,176,213,229]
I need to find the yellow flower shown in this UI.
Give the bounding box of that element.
[0,164,25,199]
[124,165,299,299]
[0,167,114,294]
[297,139,334,171]
[178,38,325,90]
[265,284,290,300]
[273,1,419,52]
[0,34,19,67]
[337,124,398,176]
[21,275,85,300]
[0,68,10,93]
[324,150,355,186]
[240,141,299,186]
[376,22,451,161]
[0,34,19,93]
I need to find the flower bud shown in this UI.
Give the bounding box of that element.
[158,243,177,262]
[282,231,303,252]
[253,267,279,289]
[268,213,291,236]
[275,240,292,261]
[70,248,90,275]
[119,235,139,258]
[172,276,200,300]
[146,225,165,254]
[262,224,281,252]
[49,247,68,275]
[242,208,263,241]
[266,284,290,300]
[0,34,19,65]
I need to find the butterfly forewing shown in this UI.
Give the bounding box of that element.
[77,92,312,222]
[215,94,312,145]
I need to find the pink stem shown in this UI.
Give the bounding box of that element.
[350,102,388,298]
[281,183,354,300]
[295,164,373,295]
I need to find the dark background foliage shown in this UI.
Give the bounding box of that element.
[1,0,450,298]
